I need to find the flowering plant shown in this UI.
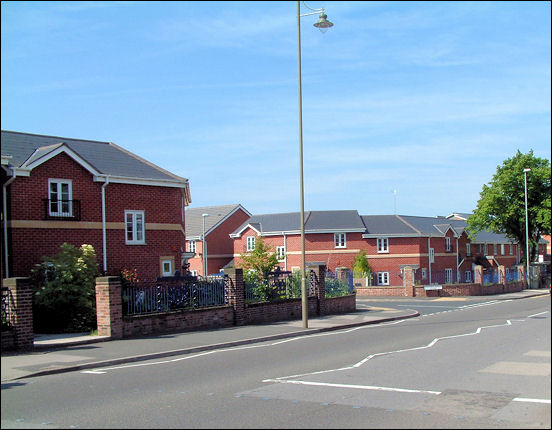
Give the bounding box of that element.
[120,268,139,285]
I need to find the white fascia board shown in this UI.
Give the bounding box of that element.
[24,145,102,176]
[203,205,250,238]
[362,233,423,239]
[94,175,189,189]
[230,223,262,238]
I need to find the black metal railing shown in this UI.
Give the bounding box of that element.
[43,199,81,221]
[122,276,229,316]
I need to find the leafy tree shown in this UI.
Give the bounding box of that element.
[240,237,279,281]
[31,243,100,333]
[353,250,372,277]
[467,150,551,264]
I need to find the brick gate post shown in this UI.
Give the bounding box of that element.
[95,276,123,339]
[309,264,326,315]
[225,268,245,326]
[3,278,34,350]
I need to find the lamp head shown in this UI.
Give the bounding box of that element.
[202,213,210,217]
[313,11,333,33]
[523,168,531,173]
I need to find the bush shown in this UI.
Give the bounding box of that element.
[31,243,100,333]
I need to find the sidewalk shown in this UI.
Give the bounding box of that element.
[2,289,548,382]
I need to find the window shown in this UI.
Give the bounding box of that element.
[48,179,72,217]
[334,233,346,248]
[501,244,505,255]
[377,272,389,285]
[125,211,145,244]
[493,244,498,255]
[160,258,174,277]
[478,244,482,254]
[466,243,471,256]
[190,270,198,277]
[377,238,389,253]
[276,246,285,261]
[484,244,488,255]
[509,244,513,255]
[421,268,427,279]
[465,271,472,282]
[445,237,451,252]
[445,268,453,284]
[188,240,196,253]
[246,236,256,252]
[429,248,435,263]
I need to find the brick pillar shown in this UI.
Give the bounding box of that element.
[474,265,483,285]
[225,268,245,326]
[403,266,415,297]
[309,264,326,315]
[95,276,123,339]
[3,278,34,350]
[516,265,526,287]
[498,265,506,285]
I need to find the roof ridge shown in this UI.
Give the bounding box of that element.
[1,130,110,145]
[395,214,421,235]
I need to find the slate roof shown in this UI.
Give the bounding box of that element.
[186,204,250,239]
[1,130,189,188]
[231,210,365,237]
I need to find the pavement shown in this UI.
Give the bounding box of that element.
[1,288,549,383]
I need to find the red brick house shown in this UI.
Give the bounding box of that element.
[185,204,251,276]
[1,130,191,282]
[229,211,520,287]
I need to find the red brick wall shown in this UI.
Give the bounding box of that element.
[6,152,186,281]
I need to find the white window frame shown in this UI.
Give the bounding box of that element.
[276,246,286,261]
[445,268,453,284]
[484,243,488,255]
[334,233,346,248]
[500,244,505,255]
[125,210,145,244]
[377,237,389,253]
[246,236,256,252]
[161,259,173,277]
[377,272,389,286]
[48,179,73,217]
[445,237,451,252]
[466,243,471,256]
[188,240,196,253]
[429,248,435,264]
[509,244,513,255]
[465,270,472,282]
[493,244,498,255]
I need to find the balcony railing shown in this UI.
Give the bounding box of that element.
[43,199,81,221]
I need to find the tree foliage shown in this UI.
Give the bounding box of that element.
[353,250,372,277]
[240,237,279,281]
[467,150,551,263]
[31,243,100,333]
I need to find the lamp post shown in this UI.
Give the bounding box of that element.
[523,168,531,287]
[297,1,333,328]
[202,213,209,277]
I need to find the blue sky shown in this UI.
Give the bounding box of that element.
[2,1,550,217]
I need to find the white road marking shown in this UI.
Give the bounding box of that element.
[513,397,551,404]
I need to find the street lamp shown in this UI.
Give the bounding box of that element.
[297,1,333,328]
[523,168,531,287]
[202,213,209,277]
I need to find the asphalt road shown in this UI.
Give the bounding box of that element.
[1,295,550,429]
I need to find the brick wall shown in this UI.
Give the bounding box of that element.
[5,152,186,281]
[1,278,34,351]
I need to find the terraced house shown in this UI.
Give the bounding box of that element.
[1,130,191,282]
[229,210,520,288]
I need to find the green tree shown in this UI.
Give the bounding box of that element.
[240,237,279,281]
[353,250,372,277]
[31,243,100,333]
[467,150,551,264]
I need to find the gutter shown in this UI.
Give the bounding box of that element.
[3,167,17,278]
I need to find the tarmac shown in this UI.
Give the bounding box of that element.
[1,289,549,383]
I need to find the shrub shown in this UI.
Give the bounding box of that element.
[31,243,100,333]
